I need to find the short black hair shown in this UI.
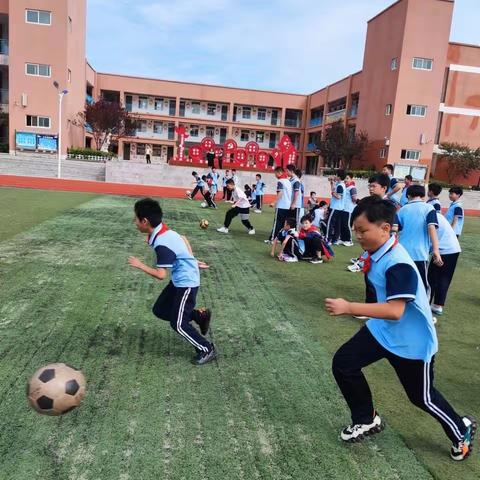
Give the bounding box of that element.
[286,164,296,172]
[406,184,425,198]
[244,184,251,189]
[368,173,390,190]
[201,175,208,181]
[318,200,327,207]
[256,173,261,178]
[428,182,442,196]
[449,186,463,196]
[284,217,296,228]
[383,163,394,173]
[226,178,235,185]
[337,169,346,180]
[134,198,163,227]
[300,214,313,223]
[295,168,302,178]
[192,171,197,176]
[310,191,316,196]
[405,175,413,181]
[351,196,396,226]
[345,172,352,178]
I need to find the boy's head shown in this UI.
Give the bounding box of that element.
[232,169,237,174]
[284,217,296,230]
[382,164,394,176]
[406,184,425,199]
[225,169,230,175]
[226,178,235,190]
[134,198,163,233]
[286,164,296,177]
[345,172,353,184]
[310,191,316,198]
[404,174,413,186]
[211,167,216,172]
[318,200,327,208]
[274,166,285,179]
[295,168,302,179]
[256,174,261,180]
[368,174,389,196]
[351,196,396,252]
[201,175,208,181]
[428,182,442,198]
[449,186,463,201]
[192,171,198,177]
[337,169,347,181]
[300,214,313,230]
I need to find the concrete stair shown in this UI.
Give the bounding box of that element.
[0,154,106,181]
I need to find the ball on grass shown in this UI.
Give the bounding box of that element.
[200,202,208,208]
[27,363,86,416]
[199,219,209,229]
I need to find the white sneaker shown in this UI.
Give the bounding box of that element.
[264,239,272,244]
[217,226,229,234]
[310,258,323,264]
[350,257,359,264]
[431,305,443,315]
[254,209,262,214]
[342,241,354,247]
[248,229,256,235]
[341,414,384,442]
[333,240,343,246]
[283,256,298,263]
[347,263,362,273]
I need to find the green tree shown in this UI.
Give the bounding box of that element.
[438,142,480,183]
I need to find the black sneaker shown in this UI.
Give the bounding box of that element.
[451,416,477,461]
[196,309,211,335]
[194,344,217,366]
[340,413,384,442]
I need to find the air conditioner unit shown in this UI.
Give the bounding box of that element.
[384,137,390,146]
[420,133,427,145]
[21,93,28,107]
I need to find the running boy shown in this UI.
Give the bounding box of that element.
[201,175,217,208]
[253,174,266,213]
[187,171,205,200]
[217,179,255,235]
[326,196,476,460]
[129,198,217,365]
[445,187,464,237]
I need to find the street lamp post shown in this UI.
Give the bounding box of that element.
[53,81,68,178]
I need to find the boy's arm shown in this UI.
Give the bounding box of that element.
[128,256,167,280]
[278,236,290,256]
[270,238,278,257]
[427,224,443,266]
[451,215,459,230]
[325,298,406,320]
[290,189,299,210]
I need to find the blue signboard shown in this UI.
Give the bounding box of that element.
[37,134,58,152]
[15,131,37,150]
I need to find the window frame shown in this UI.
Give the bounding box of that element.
[154,98,164,111]
[385,104,392,116]
[379,147,386,159]
[400,149,421,161]
[189,125,199,137]
[25,63,51,77]
[412,57,433,71]
[390,57,398,71]
[138,96,148,110]
[26,9,52,25]
[207,103,216,116]
[240,130,250,141]
[26,115,51,129]
[257,108,266,120]
[242,107,251,119]
[191,102,201,114]
[256,131,265,143]
[406,104,427,117]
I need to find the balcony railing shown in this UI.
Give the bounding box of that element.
[284,118,301,128]
[0,39,8,55]
[325,109,346,125]
[309,117,323,127]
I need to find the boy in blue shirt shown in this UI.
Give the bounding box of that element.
[129,198,217,366]
[187,171,204,200]
[327,170,346,244]
[382,163,402,205]
[266,167,293,243]
[399,175,413,207]
[395,185,443,292]
[253,174,265,213]
[326,196,476,461]
[445,187,464,237]
[427,183,442,212]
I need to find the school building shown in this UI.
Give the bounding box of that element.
[1,0,479,183]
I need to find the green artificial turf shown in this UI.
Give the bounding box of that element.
[0,189,478,479]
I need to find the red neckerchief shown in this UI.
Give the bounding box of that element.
[299,226,319,239]
[362,237,398,274]
[147,223,168,245]
[279,173,288,179]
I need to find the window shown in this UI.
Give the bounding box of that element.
[412,57,433,70]
[206,126,215,138]
[256,131,264,143]
[26,9,51,25]
[190,125,199,137]
[26,115,50,128]
[155,98,163,110]
[257,108,266,120]
[391,58,398,71]
[153,122,163,134]
[385,104,392,116]
[138,121,147,133]
[242,107,251,119]
[400,149,421,160]
[26,63,51,77]
[138,96,148,109]
[406,104,427,117]
[207,103,216,116]
[68,69,71,83]
[153,145,162,156]
[137,143,146,155]
[191,102,200,114]
[379,148,386,159]
[240,130,250,141]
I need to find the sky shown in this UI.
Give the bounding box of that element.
[86,0,480,94]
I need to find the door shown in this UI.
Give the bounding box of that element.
[124,143,130,160]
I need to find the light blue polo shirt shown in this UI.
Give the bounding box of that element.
[396,200,438,261]
[427,198,442,212]
[148,224,200,288]
[290,176,303,208]
[366,236,438,361]
[445,201,464,236]
[344,185,357,213]
[255,180,265,196]
[195,175,205,188]
[330,181,345,211]
[400,186,409,207]
[388,175,402,205]
[276,178,292,209]
[436,214,461,255]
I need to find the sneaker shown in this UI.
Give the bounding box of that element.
[347,263,362,273]
[333,240,343,246]
[350,258,360,264]
[451,416,477,461]
[217,226,229,234]
[248,229,256,235]
[431,305,444,315]
[196,309,211,335]
[342,241,354,247]
[186,193,193,200]
[254,209,262,214]
[341,413,384,442]
[310,258,324,264]
[283,256,298,263]
[264,239,273,245]
[194,344,218,366]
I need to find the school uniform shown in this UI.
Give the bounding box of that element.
[326,181,345,243]
[341,184,357,243]
[427,214,461,307]
[312,207,327,235]
[223,187,254,231]
[332,235,467,443]
[207,171,220,198]
[289,175,303,227]
[149,224,213,354]
[254,180,265,210]
[387,175,402,205]
[427,197,442,212]
[400,185,409,207]
[190,175,205,199]
[445,200,464,237]
[202,182,217,208]
[269,178,293,241]
[395,200,438,292]
[222,174,232,200]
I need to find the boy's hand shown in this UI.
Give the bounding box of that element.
[128,256,144,270]
[197,260,210,269]
[325,298,351,316]
[432,251,444,267]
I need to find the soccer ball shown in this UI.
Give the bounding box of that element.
[200,202,208,208]
[200,219,209,229]
[27,363,86,416]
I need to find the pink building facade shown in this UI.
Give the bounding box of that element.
[2,0,480,183]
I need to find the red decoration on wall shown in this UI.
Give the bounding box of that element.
[175,125,189,162]
[214,147,223,158]
[245,141,259,155]
[223,139,237,153]
[279,134,293,152]
[271,148,283,166]
[284,146,297,166]
[190,146,202,161]
[234,148,247,165]
[256,150,269,167]
[200,137,215,151]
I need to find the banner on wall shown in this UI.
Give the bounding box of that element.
[15,132,37,150]
[37,134,58,152]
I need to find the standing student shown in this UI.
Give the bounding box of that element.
[307,191,318,211]
[231,169,239,186]
[326,170,346,244]
[286,165,302,227]
[326,196,476,460]
[222,169,232,200]
[129,198,217,366]
[399,175,413,207]
[445,187,464,237]
[382,164,402,205]
[187,171,205,200]
[206,148,215,168]
[340,173,357,247]
[266,167,293,243]
[145,144,152,164]
[395,185,443,293]
[217,179,255,235]
[253,174,265,213]
[207,167,220,200]
[217,149,224,169]
[427,183,442,212]
[428,214,461,317]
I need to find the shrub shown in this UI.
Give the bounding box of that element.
[67,148,114,161]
